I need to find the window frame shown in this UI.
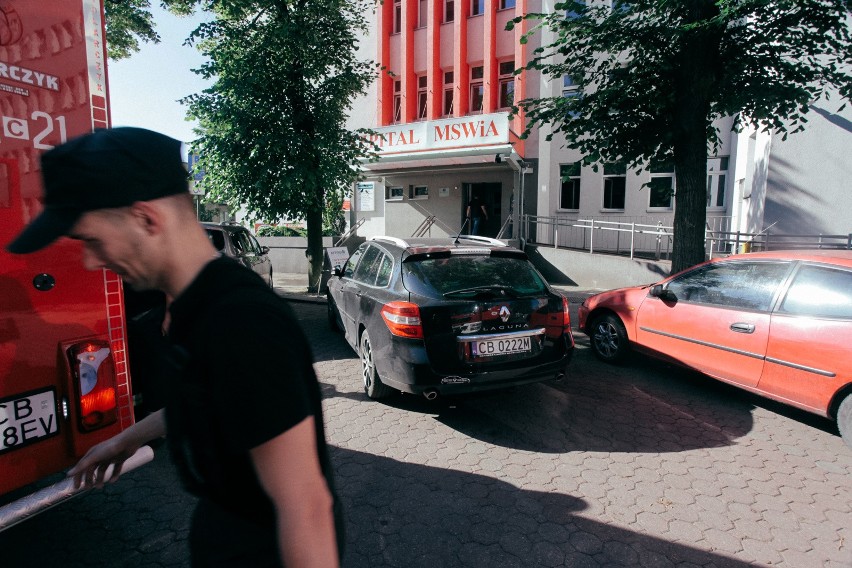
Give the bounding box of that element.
[386,186,404,201]
[647,160,675,211]
[417,75,428,120]
[470,0,485,16]
[444,0,455,22]
[602,163,626,211]
[469,65,484,113]
[559,163,581,211]
[706,156,729,210]
[498,60,515,109]
[410,185,429,200]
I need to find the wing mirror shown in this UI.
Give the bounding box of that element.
[650,284,675,301]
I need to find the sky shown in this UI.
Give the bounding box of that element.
[107,5,211,154]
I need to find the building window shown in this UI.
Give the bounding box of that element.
[393,0,402,33]
[470,65,484,113]
[443,71,454,116]
[392,80,402,123]
[562,75,579,97]
[707,156,728,209]
[410,185,429,199]
[498,60,515,109]
[417,75,428,120]
[387,186,404,200]
[500,0,516,9]
[559,163,581,210]
[445,0,454,22]
[602,163,626,210]
[648,159,674,209]
[566,0,585,18]
[418,0,428,27]
[471,0,484,16]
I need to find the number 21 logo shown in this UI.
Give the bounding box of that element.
[1,112,67,149]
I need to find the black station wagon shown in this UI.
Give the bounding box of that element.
[326,236,575,400]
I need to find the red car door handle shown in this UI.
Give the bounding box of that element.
[730,322,755,334]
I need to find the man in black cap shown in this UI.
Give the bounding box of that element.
[7,127,342,568]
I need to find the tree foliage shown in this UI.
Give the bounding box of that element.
[103,0,160,60]
[511,0,851,273]
[178,0,377,289]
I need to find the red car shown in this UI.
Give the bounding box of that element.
[578,250,852,447]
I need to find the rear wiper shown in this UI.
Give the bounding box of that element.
[443,285,518,298]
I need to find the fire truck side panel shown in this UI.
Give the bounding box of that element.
[0,1,135,502]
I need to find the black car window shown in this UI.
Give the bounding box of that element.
[375,254,393,287]
[343,245,367,278]
[779,264,852,319]
[206,230,226,252]
[353,246,382,284]
[665,261,789,311]
[403,255,548,299]
[246,232,262,254]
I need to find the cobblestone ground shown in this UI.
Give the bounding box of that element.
[1,300,850,567]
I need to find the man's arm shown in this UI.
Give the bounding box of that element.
[251,416,339,568]
[67,409,167,488]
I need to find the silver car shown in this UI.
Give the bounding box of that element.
[202,222,273,286]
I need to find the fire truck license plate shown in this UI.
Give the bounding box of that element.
[0,388,59,454]
[472,336,532,357]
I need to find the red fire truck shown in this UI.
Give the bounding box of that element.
[0,0,150,530]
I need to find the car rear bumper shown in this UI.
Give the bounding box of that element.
[375,335,574,397]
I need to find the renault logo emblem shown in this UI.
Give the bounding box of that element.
[499,306,511,322]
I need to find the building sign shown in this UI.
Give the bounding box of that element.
[356,181,375,211]
[366,112,510,155]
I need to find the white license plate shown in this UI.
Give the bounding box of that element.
[472,336,532,357]
[0,388,59,454]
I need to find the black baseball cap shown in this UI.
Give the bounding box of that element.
[6,127,189,254]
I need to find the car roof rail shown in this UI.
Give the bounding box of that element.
[369,236,410,248]
[455,235,508,247]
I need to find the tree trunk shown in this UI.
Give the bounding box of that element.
[669,0,723,275]
[306,205,324,293]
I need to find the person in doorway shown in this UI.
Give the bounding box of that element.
[6,127,342,568]
[466,193,488,235]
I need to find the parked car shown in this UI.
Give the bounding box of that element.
[326,236,575,400]
[202,222,273,286]
[578,250,852,447]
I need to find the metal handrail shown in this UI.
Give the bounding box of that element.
[334,217,365,246]
[521,214,851,259]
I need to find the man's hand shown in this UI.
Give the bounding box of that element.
[67,409,167,489]
[67,436,139,489]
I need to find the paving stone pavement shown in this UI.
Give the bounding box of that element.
[1,292,850,567]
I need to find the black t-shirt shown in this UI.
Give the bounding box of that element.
[469,196,485,218]
[164,256,342,564]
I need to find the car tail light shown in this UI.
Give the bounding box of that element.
[381,301,424,339]
[539,296,572,338]
[68,340,118,432]
[560,296,571,332]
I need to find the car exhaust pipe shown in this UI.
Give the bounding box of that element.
[554,372,565,381]
[424,389,439,401]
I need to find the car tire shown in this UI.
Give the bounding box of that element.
[590,313,629,364]
[837,394,852,449]
[327,296,342,332]
[360,331,393,399]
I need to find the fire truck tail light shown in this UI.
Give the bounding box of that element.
[68,342,118,432]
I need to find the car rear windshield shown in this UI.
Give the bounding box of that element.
[402,254,549,299]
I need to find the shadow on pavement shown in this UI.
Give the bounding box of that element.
[335,446,752,568]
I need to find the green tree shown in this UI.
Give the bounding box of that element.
[511,0,851,273]
[104,1,193,60]
[178,0,377,290]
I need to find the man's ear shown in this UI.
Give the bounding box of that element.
[129,201,163,235]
